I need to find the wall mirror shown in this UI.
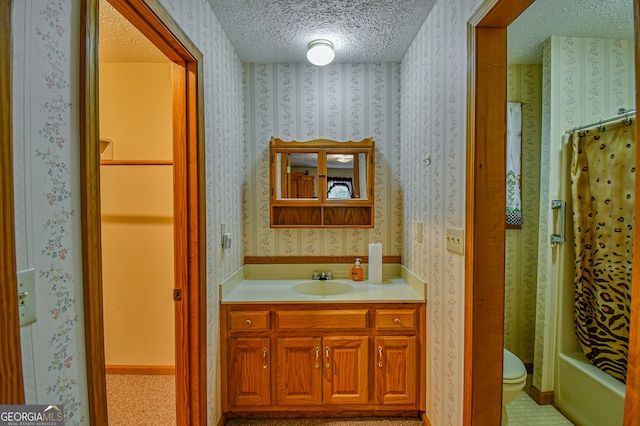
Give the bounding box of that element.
[270,137,375,228]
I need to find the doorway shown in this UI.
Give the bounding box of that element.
[98,0,176,420]
[80,0,206,423]
[466,0,640,424]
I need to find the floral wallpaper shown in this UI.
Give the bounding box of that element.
[505,64,542,365]
[12,0,244,424]
[242,63,403,258]
[534,36,635,392]
[401,0,486,423]
[12,0,86,422]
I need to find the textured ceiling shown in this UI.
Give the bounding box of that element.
[207,0,436,63]
[99,0,633,65]
[99,0,168,63]
[508,0,633,63]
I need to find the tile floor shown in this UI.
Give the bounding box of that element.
[506,392,574,426]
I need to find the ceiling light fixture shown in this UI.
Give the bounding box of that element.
[306,39,335,66]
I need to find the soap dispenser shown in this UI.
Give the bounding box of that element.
[352,258,364,282]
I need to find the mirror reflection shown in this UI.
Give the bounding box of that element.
[276,151,369,200]
[278,152,318,198]
[326,153,367,200]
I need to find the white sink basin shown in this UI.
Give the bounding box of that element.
[292,280,354,296]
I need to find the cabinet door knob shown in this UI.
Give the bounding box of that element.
[378,345,384,368]
[245,319,252,326]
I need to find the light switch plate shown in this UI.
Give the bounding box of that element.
[446,227,464,254]
[17,268,37,327]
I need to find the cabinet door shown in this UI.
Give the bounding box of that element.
[374,336,417,405]
[323,336,368,404]
[229,337,270,406]
[275,337,323,405]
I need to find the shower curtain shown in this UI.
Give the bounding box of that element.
[570,119,635,383]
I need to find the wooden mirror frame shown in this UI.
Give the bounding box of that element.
[269,137,375,228]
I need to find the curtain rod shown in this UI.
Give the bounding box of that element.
[565,108,636,134]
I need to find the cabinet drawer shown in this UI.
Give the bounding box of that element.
[229,310,270,331]
[375,309,416,330]
[276,310,368,330]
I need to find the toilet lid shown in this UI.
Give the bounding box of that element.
[503,349,527,381]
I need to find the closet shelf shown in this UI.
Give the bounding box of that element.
[100,160,173,166]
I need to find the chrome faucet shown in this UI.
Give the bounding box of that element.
[312,270,333,280]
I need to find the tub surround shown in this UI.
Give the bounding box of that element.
[220,263,426,303]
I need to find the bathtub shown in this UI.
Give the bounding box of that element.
[555,352,625,425]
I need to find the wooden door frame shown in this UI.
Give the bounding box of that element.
[624,1,640,422]
[81,0,206,424]
[465,0,640,424]
[0,0,25,405]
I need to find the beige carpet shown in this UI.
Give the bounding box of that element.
[106,374,176,425]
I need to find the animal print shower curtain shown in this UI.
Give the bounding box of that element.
[570,119,635,383]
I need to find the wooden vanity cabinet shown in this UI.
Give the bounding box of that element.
[221,303,425,417]
[228,337,271,406]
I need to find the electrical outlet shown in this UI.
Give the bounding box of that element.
[17,268,37,327]
[446,227,464,254]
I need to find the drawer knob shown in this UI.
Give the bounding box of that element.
[245,319,252,326]
[393,318,401,324]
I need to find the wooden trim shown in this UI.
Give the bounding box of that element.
[106,1,194,63]
[465,1,535,425]
[80,0,109,422]
[528,385,554,406]
[420,411,432,426]
[244,256,402,264]
[100,160,173,166]
[217,414,227,426]
[271,137,375,149]
[477,0,534,27]
[465,25,507,426]
[624,0,640,423]
[0,0,25,405]
[105,365,176,375]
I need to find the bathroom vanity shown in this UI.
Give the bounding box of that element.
[220,269,426,418]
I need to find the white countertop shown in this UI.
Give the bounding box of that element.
[221,273,425,304]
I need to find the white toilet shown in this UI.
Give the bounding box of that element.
[502,348,527,425]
